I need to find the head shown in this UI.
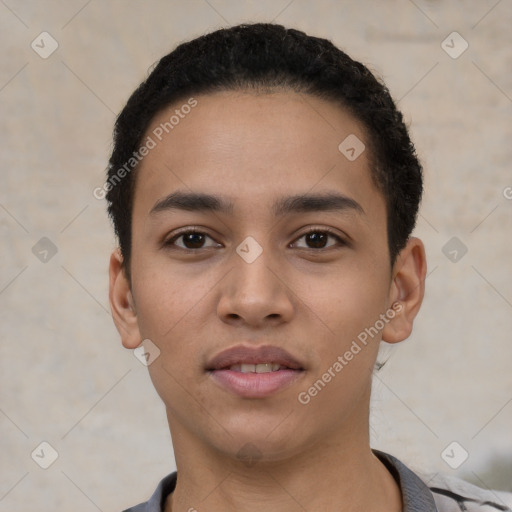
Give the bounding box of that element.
[106,23,423,279]
[107,23,426,466]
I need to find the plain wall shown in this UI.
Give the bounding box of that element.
[1,1,511,510]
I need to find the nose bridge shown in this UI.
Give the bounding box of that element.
[217,235,294,325]
[233,237,279,300]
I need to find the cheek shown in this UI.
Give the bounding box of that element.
[130,263,213,409]
[298,259,390,347]
[130,257,209,341]
[293,270,388,429]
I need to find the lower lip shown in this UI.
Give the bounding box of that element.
[209,369,303,398]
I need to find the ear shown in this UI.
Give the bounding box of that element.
[109,249,142,349]
[382,237,427,343]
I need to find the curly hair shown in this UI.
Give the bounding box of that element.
[106,23,423,279]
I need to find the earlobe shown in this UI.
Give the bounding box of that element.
[108,249,142,349]
[382,237,427,344]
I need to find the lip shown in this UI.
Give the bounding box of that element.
[206,344,304,371]
[206,344,305,398]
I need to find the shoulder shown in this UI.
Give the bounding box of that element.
[121,472,177,512]
[374,450,512,512]
[423,472,512,512]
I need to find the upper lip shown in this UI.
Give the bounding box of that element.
[206,344,304,371]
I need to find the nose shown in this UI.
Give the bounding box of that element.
[217,245,295,328]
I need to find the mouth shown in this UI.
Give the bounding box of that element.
[206,345,305,398]
[228,363,291,373]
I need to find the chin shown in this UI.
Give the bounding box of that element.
[206,418,310,463]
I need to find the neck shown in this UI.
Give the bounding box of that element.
[163,404,402,512]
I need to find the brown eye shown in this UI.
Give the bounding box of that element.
[304,232,328,248]
[292,229,345,250]
[180,232,206,249]
[165,230,220,250]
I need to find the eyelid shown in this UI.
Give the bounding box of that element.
[163,225,349,251]
[163,226,221,249]
[290,226,348,249]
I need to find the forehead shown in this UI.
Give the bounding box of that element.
[133,90,383,218]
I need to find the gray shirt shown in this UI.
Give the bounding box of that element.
[122,450,512,512]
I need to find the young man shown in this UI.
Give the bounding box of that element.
[106,23,511,512]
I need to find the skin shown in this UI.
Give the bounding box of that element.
[109,90,427,512]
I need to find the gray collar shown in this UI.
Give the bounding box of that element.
[124,450,438,511]
[374,450,438,511]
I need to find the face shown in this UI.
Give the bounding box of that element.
[110,90,424,464]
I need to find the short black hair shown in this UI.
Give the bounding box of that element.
[106,22,423,278]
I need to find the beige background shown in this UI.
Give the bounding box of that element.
[1,1,511,511]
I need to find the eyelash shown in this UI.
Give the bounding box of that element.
[163,226,347,252]
[293,227,348,250]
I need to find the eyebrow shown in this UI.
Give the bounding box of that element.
[150,190,364,217]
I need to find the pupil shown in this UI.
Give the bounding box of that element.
[307,232,327,248]
[184,233,204,248]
